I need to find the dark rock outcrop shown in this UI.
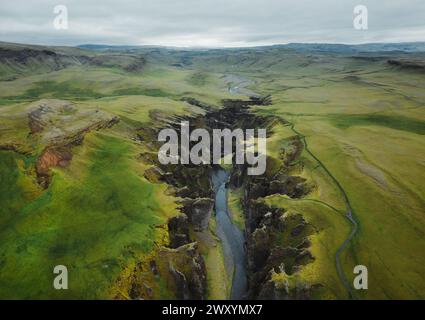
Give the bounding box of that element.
[162,242,207,300]
[180,198,214,231]
[168,215,190,248]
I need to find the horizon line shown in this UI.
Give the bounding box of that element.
[2,39,425,50]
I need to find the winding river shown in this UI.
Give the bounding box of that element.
[211,168,247,300]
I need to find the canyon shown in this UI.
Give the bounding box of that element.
[122,95,317,299]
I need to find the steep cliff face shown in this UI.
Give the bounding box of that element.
[111,233,208,300]
[127,158,212,299]
[242,198,315,299]
[36,147,72,187]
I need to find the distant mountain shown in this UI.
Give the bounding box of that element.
[279,42,425,53]
[78,42,425,53]
[78,44,141,50]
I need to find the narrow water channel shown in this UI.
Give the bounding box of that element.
[211,168,247,300]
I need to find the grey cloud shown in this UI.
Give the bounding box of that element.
[0,0,424,46]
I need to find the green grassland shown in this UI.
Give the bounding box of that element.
[0,44,424,299]
[0,131,175,298]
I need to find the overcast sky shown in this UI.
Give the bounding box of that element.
[1,0,424,47]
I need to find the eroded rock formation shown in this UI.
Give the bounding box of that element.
[27,100,120,188]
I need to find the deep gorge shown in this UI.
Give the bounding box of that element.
[127,95,317,299]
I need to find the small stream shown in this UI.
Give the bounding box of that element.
[224,74,259,97]
[211,168,247,300]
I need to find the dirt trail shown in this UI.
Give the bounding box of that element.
[287,121,358,299]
